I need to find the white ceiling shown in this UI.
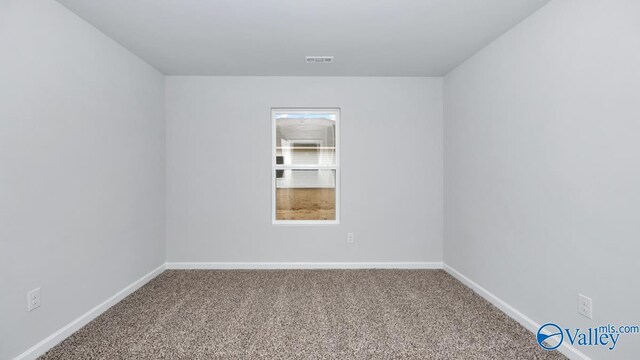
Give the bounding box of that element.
[56,0,550,76]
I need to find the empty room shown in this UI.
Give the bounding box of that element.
[1,0,639,359]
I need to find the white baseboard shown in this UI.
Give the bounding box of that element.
[21,262,575,360]
[443,264,590,360]
[13,263,166,360]
[166,261,443,270]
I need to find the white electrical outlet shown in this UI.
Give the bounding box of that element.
[347,232,355,243]
[578,293,592,319]
[27,288,41,312]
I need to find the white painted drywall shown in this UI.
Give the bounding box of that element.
[444,0,640,358]
[166,77,443,263]
[0,1,165,358]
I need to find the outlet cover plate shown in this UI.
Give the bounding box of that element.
[27,288,41,312]
[578,293,592,319]
[347,232,355,243]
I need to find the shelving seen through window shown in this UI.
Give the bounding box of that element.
[272,109,339,224]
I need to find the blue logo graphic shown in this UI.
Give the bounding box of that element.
[537,323,563,350]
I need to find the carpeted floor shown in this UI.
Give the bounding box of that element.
[39,270,565,359]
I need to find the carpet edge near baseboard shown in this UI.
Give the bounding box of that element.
[13,263,167,360]
[443,264,590,360]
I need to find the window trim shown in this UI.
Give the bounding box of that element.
[271,108,340,225]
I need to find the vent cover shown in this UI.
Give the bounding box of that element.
[305,56,334,64]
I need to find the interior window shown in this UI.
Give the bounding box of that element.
[272,109,339,223]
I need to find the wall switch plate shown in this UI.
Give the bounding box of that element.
[578,293,592,319]
[27,288,41,312]
[347,232,355,243]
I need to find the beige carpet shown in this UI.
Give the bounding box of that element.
[39,270,564,359]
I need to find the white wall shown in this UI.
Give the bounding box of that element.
[444,0,640,358]
[166,77,443,264]
[0,1,165,358]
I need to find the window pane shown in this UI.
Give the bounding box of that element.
[275,169,336,220]
[275,115,336,166]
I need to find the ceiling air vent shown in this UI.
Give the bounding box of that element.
[305,56,334,64]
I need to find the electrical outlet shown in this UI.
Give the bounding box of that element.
[578,293,592,319]
[347,232,355,243]
[27,288,41,312]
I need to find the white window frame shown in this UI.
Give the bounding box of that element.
[272,108,340,225]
